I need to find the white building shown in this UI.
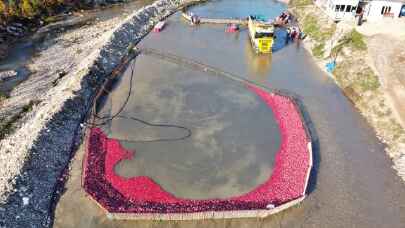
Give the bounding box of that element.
[315,0,405,21]
[315,0,359,21]
[362,0,405,21]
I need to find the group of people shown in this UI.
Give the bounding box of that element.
[286,26,304,43]
[189,12,201,25]
[276,11,291,25]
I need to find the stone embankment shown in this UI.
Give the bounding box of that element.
[289,0,405,181]
[0,0,204,227]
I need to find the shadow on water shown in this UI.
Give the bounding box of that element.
[273,89,320,194]
[292,93,321,194]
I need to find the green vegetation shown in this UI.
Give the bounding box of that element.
[302,16,320,40]
[0,0,79,22]
[312,42,325,58]
[335,60,380,93]
[0,99,39,140]
[21,0,36,18]
[332,29,367,57]
[303,15,336,43]
[289,0,313,7]
[356,67,380,92]
[291,2,405,155]
[348,29,367,50]
[0,91,7,103]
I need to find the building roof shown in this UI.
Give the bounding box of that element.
[360,0,405,3]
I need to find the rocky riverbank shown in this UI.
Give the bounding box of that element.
[0,0,204,227]
[289,0,405,181]
[0,4,78,61]
[0,0,153,62]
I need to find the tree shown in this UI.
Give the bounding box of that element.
[0,1,6,14]
[21,0,36,18]
[0,1,7,20]
[8,0,21,17]
[29,0,42,14]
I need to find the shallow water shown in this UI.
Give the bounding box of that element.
[97,54,281,199]
[54,0,405,227]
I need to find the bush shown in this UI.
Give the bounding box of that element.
[0,1,6,17]
[8,0,21,17]
[289,0,313,7]
[0,91,7,103]
[312,42,325,58]
[303,16,321,40]
[349,29,367,50]
[357,67,380,92]
[21,0,36,18]
[334,60,380,93]
[303,15,336,42]
[0,0,70,22]
[334,29,367,52]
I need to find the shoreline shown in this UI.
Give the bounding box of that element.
[0,0,404,226]
[0,0,206,227]
[288,1,405,181]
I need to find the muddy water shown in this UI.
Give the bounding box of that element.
[97,54,281,199]
[54,0,405,227]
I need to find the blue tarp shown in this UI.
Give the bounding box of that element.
[252,15,267,21]
[326,61,336,73]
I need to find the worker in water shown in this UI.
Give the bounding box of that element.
[285,13,291,24]
[286,28,291,44]
[290,26,301,41]
[278,11,290,24]
[290,27,297,41]
[190,11,195,24]
[190,12,200,25]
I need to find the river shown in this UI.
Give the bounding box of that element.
[0,0,155,96]
[54,0,405,227]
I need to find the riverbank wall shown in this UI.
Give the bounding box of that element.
[0,0,205,227]
[289,0,405,182]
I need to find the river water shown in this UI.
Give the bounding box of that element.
[54,0,405,227]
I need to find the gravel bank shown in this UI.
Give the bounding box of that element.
[0,0,202,227]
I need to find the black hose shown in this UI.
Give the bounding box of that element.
[89,57,136,126]
[86,56,192,142]
[113,115,192,143]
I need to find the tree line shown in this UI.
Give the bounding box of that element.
[0,0,84,23]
